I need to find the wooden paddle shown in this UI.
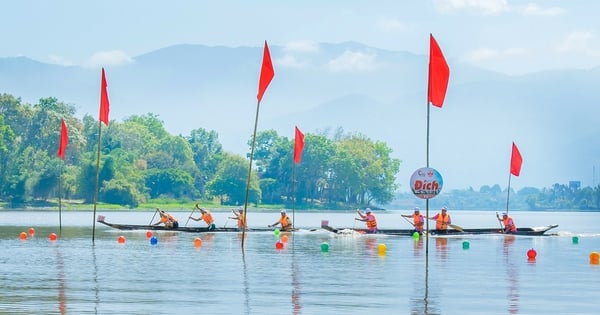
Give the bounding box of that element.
[149,208,159,225]
[184,203,199,227]
[496,212,505,233]
[448,223,463,232]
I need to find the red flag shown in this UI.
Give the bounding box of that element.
[57,119,68,160]
[99,67,110,125]
[294,126,305,164]
[510,142,523,176]
[428,34,450,108]
[257,41,275,102]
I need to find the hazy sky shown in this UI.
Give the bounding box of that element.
[3,0,600,75]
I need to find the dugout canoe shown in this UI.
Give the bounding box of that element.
[97,215,272,233]
[321,223,559,236]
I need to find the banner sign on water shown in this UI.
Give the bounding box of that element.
[410,167,443,199]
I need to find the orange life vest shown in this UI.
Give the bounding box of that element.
[366,214,377,230]
[201,212,214,225]
[237,213,247,228]
[413,214,424,231]
[503,216,517,233]
[280,216,291,229]
[435,213,450,230]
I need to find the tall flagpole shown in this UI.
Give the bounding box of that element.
[242,41,274,249]
[58,163,63,234]
[241,99,261,249]
[505,172,512,215]
[92,122,102,244]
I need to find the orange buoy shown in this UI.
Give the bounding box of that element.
[49,233,57,241]
[280,234,289,243]
[19,232,27,240]
[194,237,202,248]
[28,227,35,236]
[117,235,126,244]
[146,231,153,238]
[590,252,599,265]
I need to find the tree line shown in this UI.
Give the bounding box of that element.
[0,93,400,209]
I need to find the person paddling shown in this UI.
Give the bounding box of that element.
[189,204,216,231]
[497,212,517,234]
[355,208,377,234]
[269,210,293,232]
[402,207,424,235]
[153,209,179,229]
[429,206,451,234]
[229,207,247,231]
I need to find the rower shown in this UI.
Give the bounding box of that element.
[189,204,216,231]
[269,210,293,232]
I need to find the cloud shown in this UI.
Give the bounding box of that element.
[557,32,600,56]
[463,47,527,62]
[434,0,509,15]
[275,55,307,68]
[87,50,133,68]
[518,4,566,16]
[282,40,320,54]
[376,17,409,32]
[326,50,379,72]
[47,55,76,66]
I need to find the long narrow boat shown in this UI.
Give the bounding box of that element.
[322,223,559,236]
[97,216,273,233]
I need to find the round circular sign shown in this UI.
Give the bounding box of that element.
[410,167,443,199]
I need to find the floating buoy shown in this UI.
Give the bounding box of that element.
[150,236,158,245]
[194,237,202,248]
[117,236,126,244]
[377,243,387,256]
[412,232,420,240]
[320,242,329,252]
[274,228,280,237]
[572,236,579,244]
[280,234,289,243]
[28,227,35,236]
[462,240,470,250]
[527,248,537,259]
[590,252,599,265]
[49,233,57,241]
[146,231,153,238]
[19,232,27,240]
[275,241,284,250]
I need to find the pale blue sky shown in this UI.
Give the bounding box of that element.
[3,0,600,75]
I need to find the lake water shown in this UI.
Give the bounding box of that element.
[1,210,599,314]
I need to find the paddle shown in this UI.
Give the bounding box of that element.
[184,203,199,227]
[149,208,159,225]
[427,217,463,232]
[496,212,505,234]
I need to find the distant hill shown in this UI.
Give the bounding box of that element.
[1,42,598,191]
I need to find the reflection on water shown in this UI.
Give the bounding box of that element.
[502,235,519,314]
[1,211,600,314]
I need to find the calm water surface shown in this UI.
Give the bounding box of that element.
[0,210,599,315]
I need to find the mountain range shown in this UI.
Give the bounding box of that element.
[1,42,598,192]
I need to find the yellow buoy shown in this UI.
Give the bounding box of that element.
[377,243,387,256]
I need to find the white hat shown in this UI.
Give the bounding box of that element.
[238,206,244,212]
[442,206,447,211]
[281,209,286,214]
[414,207,420,212]
[365,208,372,213]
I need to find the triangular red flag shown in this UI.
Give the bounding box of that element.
[57,118,69,160]
[257,41,275,102]
[510,142,523,176]
[294,126,305,164]
[428,34,450,108]
[99,68,110,125]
